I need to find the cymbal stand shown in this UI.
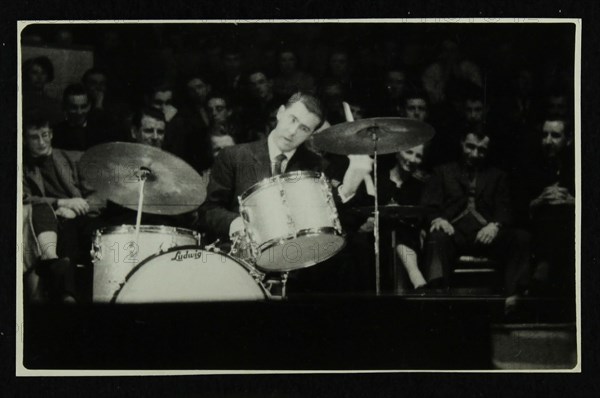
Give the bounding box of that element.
[370,127,381,295]
[134,167,151,251]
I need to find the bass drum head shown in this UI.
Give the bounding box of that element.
[115,247,266,303]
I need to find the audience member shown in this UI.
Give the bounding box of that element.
[421,130,531,299]
[22,56,63,125]
[527,117,575,297]
[272,48,317,98]
[52,83,115,151]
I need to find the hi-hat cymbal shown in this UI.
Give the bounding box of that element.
[350,204,433,219]
[311,117,435,155]
[79,142,206,215]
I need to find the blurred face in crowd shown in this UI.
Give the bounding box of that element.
[248,72,273,101]
[405,98,428,121]
[65,94,91,127]
[151,90,174,117]
[386,70,406,100]
[279,51,297,75]
[323,84,343,111]
[272,101,320,153]
[84,72,107,99]
[396,144,424,174]
[350,103,365,120]
[465,99,485,124]
[25,124,53,157]
[266,107,279,132]
[547,95,569,118]
[186,78,210,104]
[516,69,533,96]
[211,134,236,157]
[223,52,242,77]
[329,52,349,77]
[132,115,166,148]
[541,120,571,159]
[26,63,48,91]
[207,97,232,124]
[461,133,490,169]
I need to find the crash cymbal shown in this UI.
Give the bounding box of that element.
[79,142,207,215]
[350,204,433,219]
[311,117,435,155]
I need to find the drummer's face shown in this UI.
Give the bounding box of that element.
[397,144,424,173]
[272,102,320,152]
[135,115,166,148]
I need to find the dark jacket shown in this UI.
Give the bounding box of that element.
[197,139,325,239]
[421,161,512,227]
[23,149,84,206]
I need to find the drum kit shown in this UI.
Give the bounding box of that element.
[81,117,434,304]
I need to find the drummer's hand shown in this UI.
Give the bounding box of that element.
[229,217,246,238]
[430,217,454,235]
[57,198,89,216]
[55,207,77,219]
[359,217,375,233]
[340,155,374,198]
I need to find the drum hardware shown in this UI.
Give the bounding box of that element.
[112,246,269,303]
[80,142,207,215]
[312,110,435,295]
[204,239,221,252]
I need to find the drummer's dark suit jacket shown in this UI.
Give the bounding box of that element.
[198,139,329,240]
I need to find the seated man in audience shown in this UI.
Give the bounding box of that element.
[206,93,244,143]
[81,67,131,142]
[52,83,115,151]
[165,74,214,173]
[272,48,317,98]
[420,129,530,299]
[376,67,407,116]
[130,107,167,149]
[145,81,178,122]
[527,117,575,297]
[23,111,94,302]
[242,69,284,141]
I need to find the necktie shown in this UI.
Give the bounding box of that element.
[273,153,287,176]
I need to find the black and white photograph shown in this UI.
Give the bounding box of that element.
[15,19,580,375]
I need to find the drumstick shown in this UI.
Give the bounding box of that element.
[343,102,375,196]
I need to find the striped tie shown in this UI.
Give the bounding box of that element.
[273,153,287,176]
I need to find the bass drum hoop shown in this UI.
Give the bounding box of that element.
[111,245,269,303]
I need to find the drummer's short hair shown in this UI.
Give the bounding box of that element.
[285,92,324,130]
[132,107,166,129]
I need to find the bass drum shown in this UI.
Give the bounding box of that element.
[91,225,200,303]
[113,246,268,303]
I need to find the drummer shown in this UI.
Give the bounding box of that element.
[197,92,373,247]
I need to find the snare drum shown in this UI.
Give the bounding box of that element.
[91,225,200,302]
[238,171,345,272]
[114,246,267,303]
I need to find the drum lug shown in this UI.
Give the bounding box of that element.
[276,176,296,235]
[90,230,103,262]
